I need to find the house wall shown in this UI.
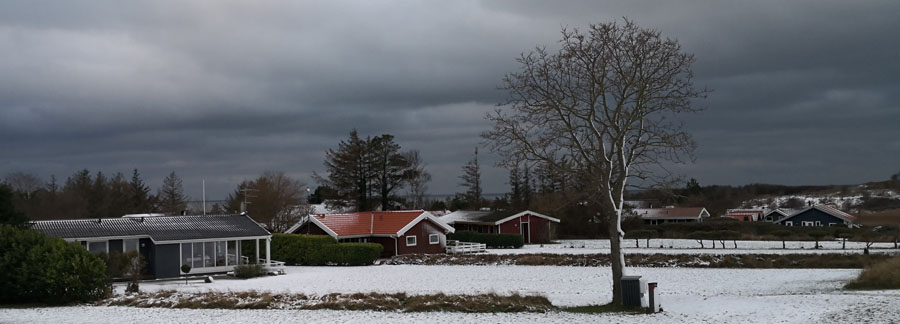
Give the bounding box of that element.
[782,209,847,227]
[370,237,397,258]
[153,244,181,279]
[496,214,557,244]
[396,219,446,255]
[292,223,329,236]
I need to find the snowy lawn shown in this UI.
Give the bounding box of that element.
[7,265,900,323]
[4,265,900,323]
[489,239,899,255]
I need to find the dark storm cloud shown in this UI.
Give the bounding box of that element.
[1,1,898,199]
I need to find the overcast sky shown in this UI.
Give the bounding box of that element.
[1,1,898,200]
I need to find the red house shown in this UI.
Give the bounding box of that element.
[286,210,455,257]
[439,210,560,244]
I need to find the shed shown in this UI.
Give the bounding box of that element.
[439,210,560,244]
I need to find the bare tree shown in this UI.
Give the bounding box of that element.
[484,20,705,305]
[3,172,43,200]
[404,150,431,209]
[229,171,307,233]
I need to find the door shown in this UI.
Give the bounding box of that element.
[521,222,530,244]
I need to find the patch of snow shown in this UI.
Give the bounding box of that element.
[487,239,898,255]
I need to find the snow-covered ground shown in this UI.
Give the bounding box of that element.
[487,239,899,255]
[3,265,899,323]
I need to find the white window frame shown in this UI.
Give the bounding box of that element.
[814,221,822,226]
[429,234,440,245]
[802,221,814,227]
[405,235,417,246]
[785,221,793,226]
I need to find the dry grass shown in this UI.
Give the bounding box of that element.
[845,257,900,290]
[102,291,553,313]
[857,209,900,227]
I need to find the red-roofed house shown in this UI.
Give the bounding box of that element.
[724,209,766,222]
[286,210,455,257]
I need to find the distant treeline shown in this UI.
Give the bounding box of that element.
[2,169,187,221]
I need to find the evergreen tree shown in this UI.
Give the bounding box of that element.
[458,147,483,209]
[318,130,373,211]
[0,184,29,227]
[158,171,188,215]
[129,169,154,213]
[507,165,524,210]
[369,135,409,211]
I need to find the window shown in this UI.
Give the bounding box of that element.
[181,244,192,270]
[429,234,440,245]
[406,235,417,246]
[785,221,793,226]
[124,239,139,254]
[87,241,107,254]
[216,241,226,267]
[815,221,822,226]
[192,242,203,269]
[802,221,814,227]
[227,241,237,266]
[204,242,215,267]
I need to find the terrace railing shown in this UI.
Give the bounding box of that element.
[446,240,486,254]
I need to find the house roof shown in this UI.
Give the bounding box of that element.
[297,210,454,238]
[630,207,709,219]
[30,214,271,242]
[765,208,798,217]
[439,210,560,225]
[775,205,856,224]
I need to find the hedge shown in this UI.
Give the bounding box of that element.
[0,225,110,304]
[271,234,383,266]
[448,231,525,248]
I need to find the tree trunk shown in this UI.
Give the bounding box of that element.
[782,240,786,249]
[732,240,737,249]
[697,240,704,249]
[646,238,651,248]
[635,238,639,248]
[608,212,625,306]
[842,239,846,250]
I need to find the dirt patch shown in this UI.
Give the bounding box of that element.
[386,253,891,268]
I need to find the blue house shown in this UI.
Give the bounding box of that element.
[774,205,855,227]
[31,214,274,279]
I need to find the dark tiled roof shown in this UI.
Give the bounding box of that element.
[440,210,521,224]
[31,214,270,242]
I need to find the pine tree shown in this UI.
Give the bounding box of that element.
[507,165,523,210]
[459,147,483,209]
[129,169,154,213]
[158,171,188,215]
[318,130,373,211]
[0,184,29,227]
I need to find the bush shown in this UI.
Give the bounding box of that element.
[0,225,110,304]
[323,243,384,266]
[448,231,525,248]
[233,264,267,278]
[271,234,382,266]
[845,257,900,290]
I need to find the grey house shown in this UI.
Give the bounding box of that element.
[31,214,273,279]
[774,205,856,227]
